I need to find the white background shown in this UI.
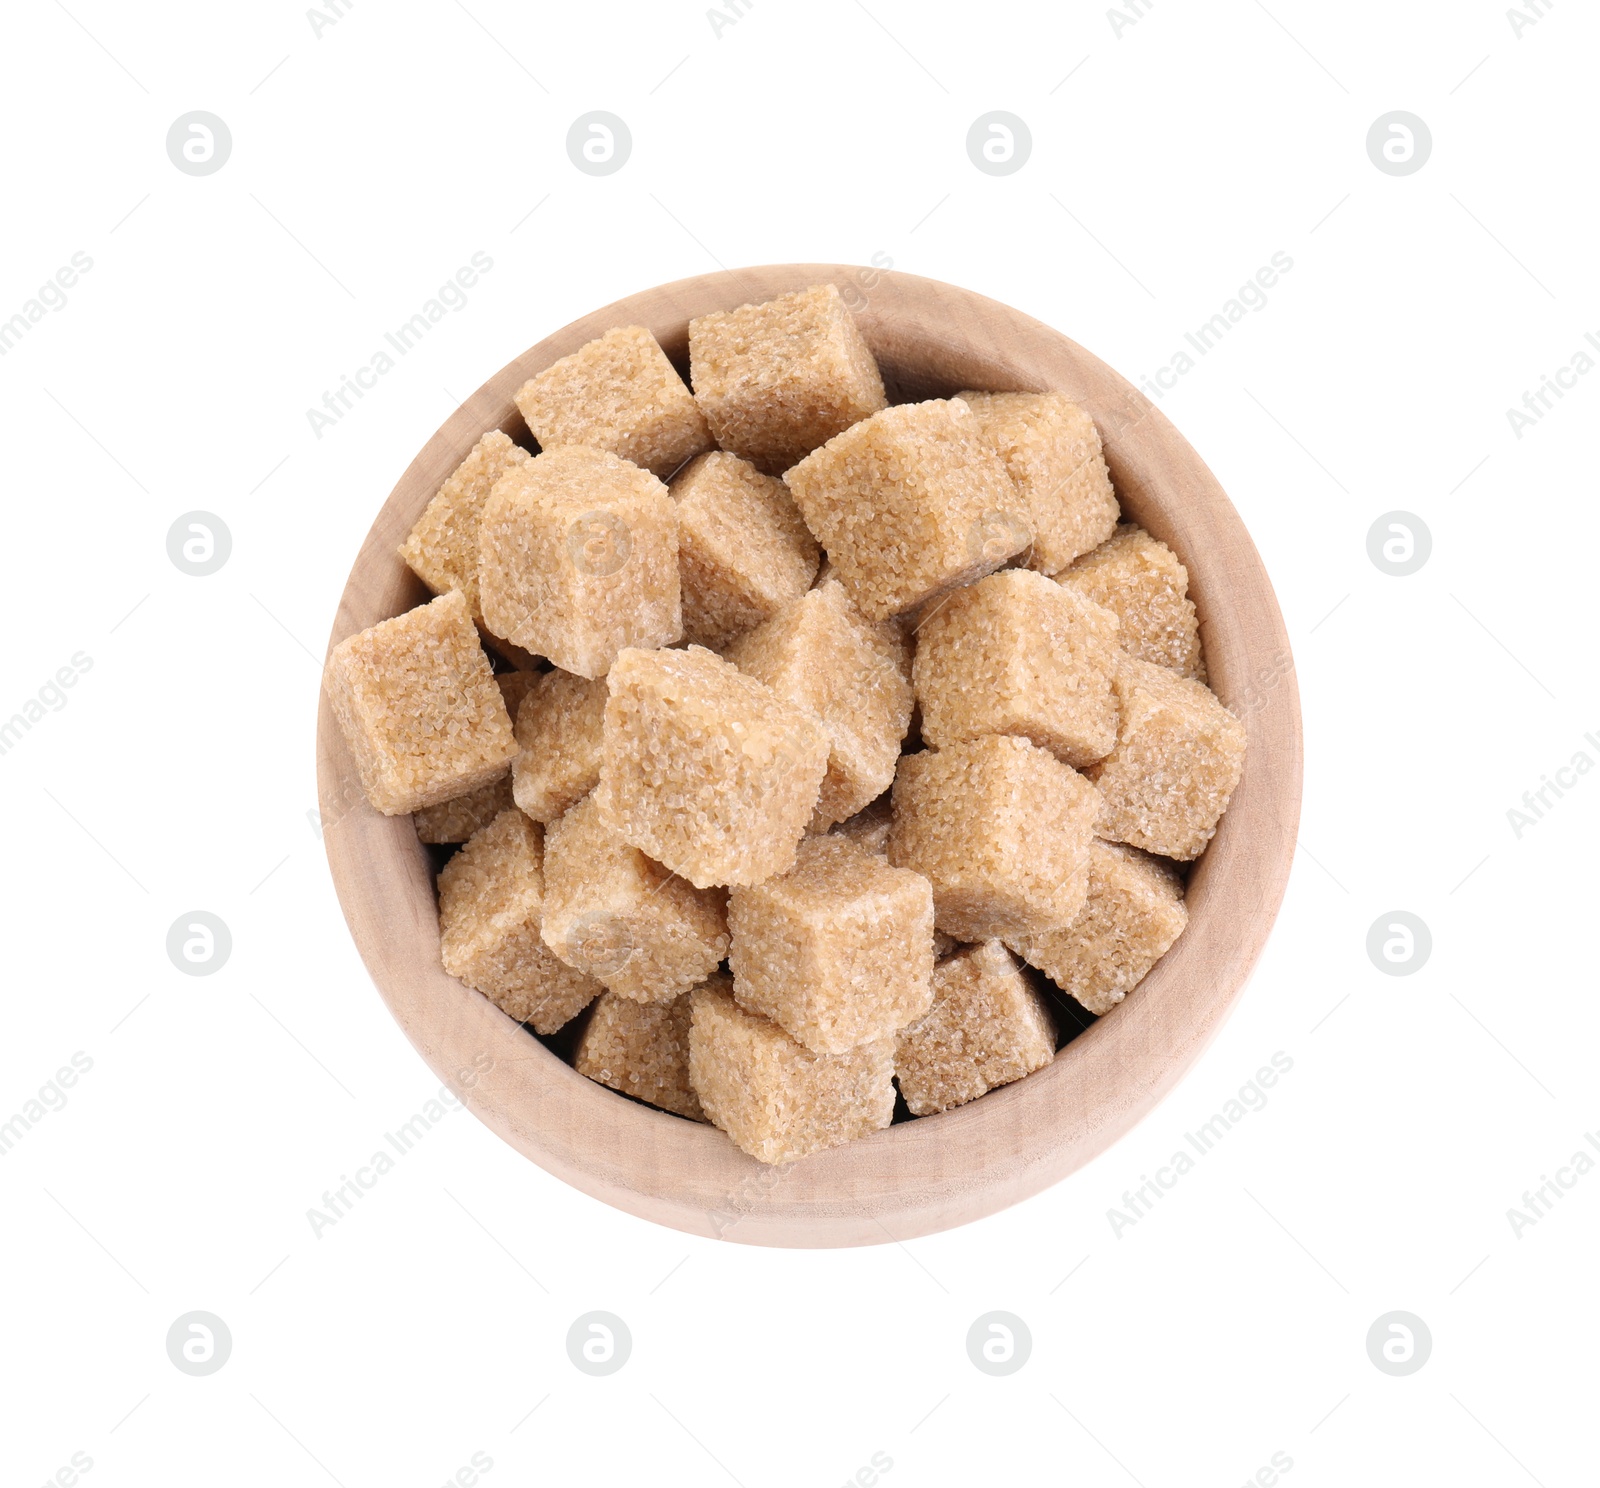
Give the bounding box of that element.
[2,1,1595,1484]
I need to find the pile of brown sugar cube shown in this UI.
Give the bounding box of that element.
[324,283,1246,1165]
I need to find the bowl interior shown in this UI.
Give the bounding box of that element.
[316,265,1303,1247]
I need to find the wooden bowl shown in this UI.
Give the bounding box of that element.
[316,265,1303,1247]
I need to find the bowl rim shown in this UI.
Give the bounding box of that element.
[316,263,1304,1248]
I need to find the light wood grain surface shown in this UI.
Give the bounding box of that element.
[315,265,1304,1247]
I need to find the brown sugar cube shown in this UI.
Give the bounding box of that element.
[437,808,602,1034]
[573,989,707,1121]
[912,569,1121,769]
[513,325,713,479]
[688,283,887,475]
[1086,657,1245,860]
[728,835,934,1055]
[669,451,820,650]
[541,794,729,1003]
[493,670,541,719]
[511,669,608,823]
[413,774,516,845]
[957,392,1119,574]
[894,939,1056,1116]
[323,591,518,815]
[478,446,682,678]
[828,793,893,856]
[786,398,1028,621]
[818,801,961,960]
[688,980,894,1163]
[1058,524,1205,680]
[888,735,1100,942]
[1014,841,1188,1015]
[398,430,532,624]
[725,580,913,828]
[595,645,830,889]
[412,674,539,843]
